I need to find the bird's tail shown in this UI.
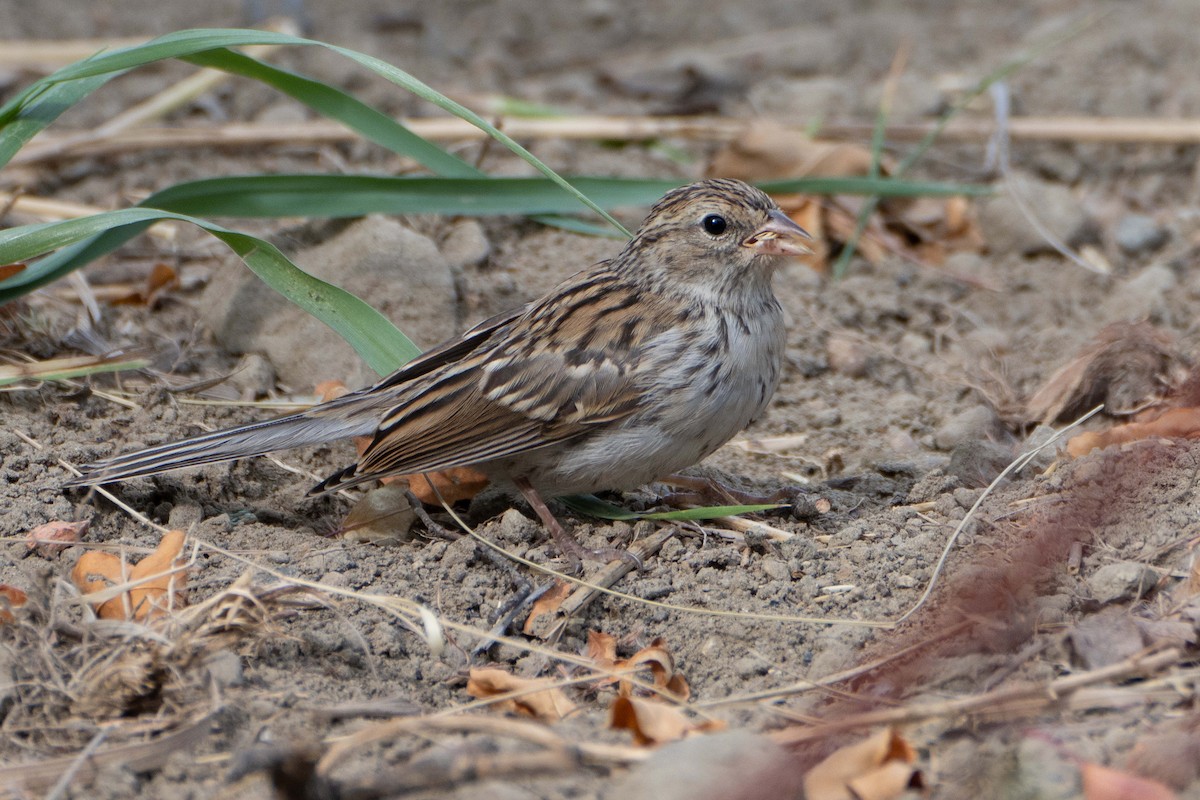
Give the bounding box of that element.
[65,395,382,486]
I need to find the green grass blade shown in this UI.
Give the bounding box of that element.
[10,28,630,233]
[0,210,419,374]
[0,73,114,168]
[181,49,480,178]
[561,493,781,522]
[139,175,986,219]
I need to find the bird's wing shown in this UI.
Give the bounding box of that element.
[314,273,664,492]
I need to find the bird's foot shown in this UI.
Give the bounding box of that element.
[514,478,642,573]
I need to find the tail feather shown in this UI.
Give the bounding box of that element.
[66,406,376,486]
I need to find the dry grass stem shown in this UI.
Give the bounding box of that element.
[15,115,1200,166]
[771,646,1186,744]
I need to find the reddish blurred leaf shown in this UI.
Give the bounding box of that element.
[25,518,88,557]
[1081,762,1177,800]
[0,263,26,281]
[1069,406,1200,458]
[0,584,28,623]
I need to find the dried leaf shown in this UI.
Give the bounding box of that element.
[400,467,490,505]
[0,263,25,281]
[0,584,28,623]
[25,519,88,556]
[1069,406,1200,458]
[804,729,918,800]
[110,262,178,306]
[1081,762,1177,800]
[71,530,189,621]
[522,580,572,635]
[1028,322,1182,426]
[586,629,618,663]
[609,696,724,746]
[465,667,577,722]
[337,484,416,544]
[708,121,884,183]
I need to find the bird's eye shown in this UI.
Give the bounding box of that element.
[702,214,728,236]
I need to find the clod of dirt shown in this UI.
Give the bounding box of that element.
[978,172,1090,255]
[1085,561,1160,605]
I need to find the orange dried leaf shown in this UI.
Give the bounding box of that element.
[609,696,724,746]
[402,467,491,505]
[586,629,618,663]
[1081,762,1177,800]
[315,379,352,403]
[804,728,918,800]
[0,263,25,281]
[466,667,577,722]
[522,580,572,635]
[708,121,884,183]
[25,519,88,556]
[0,584,28,623]
[110,262,178,306]
[71,530,189,621]
[1069,406,1200,458]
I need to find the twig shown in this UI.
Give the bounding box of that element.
[0,37,149,68]
[16,115,1200,166]
[771,646,1186,743]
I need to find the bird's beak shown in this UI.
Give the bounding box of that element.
[742,209,813,257]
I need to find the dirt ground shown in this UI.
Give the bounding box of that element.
[5,1,1200,798]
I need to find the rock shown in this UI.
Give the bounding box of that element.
[979,173,1088,255]
[760,557,791,582]
[733,655,770,678]
[438,218,491,269]
[200,216,457,389]
[1115,213,1168,254]
[826,333,869,377]
[227,352,275,400]
[1069,607,1145,670]
[1098,263,1176,323]
[606,731,805,800]
[1086,561,1160,604]
[934,405,999,450]
[947,439,1012,487]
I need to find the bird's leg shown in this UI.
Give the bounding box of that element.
[659,473,791,506]
[513,478,641,571]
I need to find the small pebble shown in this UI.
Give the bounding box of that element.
[1114,213,1167,254]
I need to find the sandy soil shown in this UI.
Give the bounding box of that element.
[5,1,1200,797]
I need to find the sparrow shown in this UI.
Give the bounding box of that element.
[67,179,812,565]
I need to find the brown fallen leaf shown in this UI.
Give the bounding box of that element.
[0,584,28,623]
[609,696,724,746]
[708,120,981,273]
[465,667,577,723]
[1027,322,1182,425]
[25,519,88,557]
[1068,406,1200,458]
[522,579,572,635]
[803,728,918,800]
[71,530,189,621]
[110,262,178,307]
[0,263,25,281]
[585,632,689,700]
[319,379,493,506]
[1081,762,1177,800]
